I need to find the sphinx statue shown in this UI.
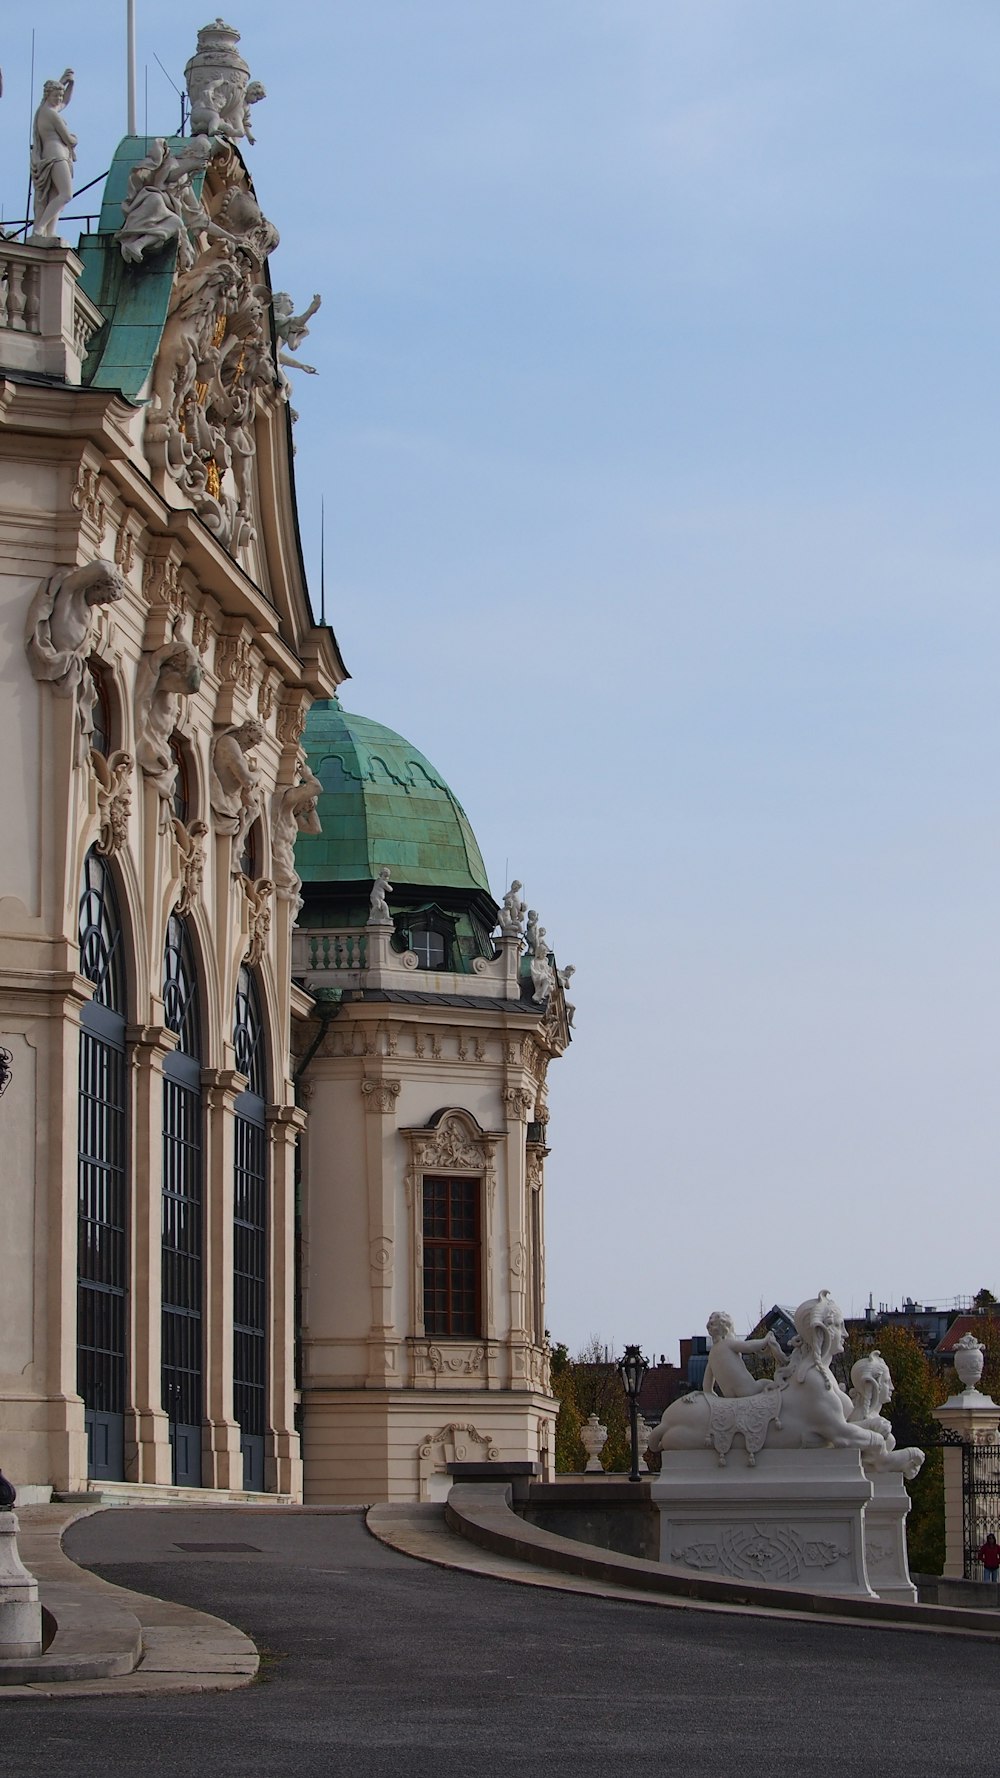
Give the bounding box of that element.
[648,1292,924,1478]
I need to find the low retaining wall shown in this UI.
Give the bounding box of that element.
[512,1479,657,1562]
[446,1483,1000,1636]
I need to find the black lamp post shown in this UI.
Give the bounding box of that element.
[618,1344,649,1483]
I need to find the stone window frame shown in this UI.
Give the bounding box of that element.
[402,1109,502,1345]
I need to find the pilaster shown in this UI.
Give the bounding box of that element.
[266,1102,305,1496]
[126,1023,178,1484]
[199,1067,245,1489]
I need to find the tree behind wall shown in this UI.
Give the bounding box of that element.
[551,1338,630,1472]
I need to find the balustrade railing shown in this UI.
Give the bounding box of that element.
[0,252,40,335]
[292,929,368,975]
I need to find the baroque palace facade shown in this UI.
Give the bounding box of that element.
[0,22,570,1505]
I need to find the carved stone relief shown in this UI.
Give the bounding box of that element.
[670,1524,848,1584]
[240,874,274,967]
[503,1086,533,1122]
[90,748,133,855]
[271,768,322,909]
[361,1079,401,1116]
[171,816,208,914]
[134,632,203,823]
[25,561,125,763]
[210,718,264,871]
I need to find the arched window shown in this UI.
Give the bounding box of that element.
[161,915,203,1487]
[77,849,129,1481]
[233,966,268,1490]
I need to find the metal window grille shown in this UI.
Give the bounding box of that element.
[422,1176,481,1337]
[76,850,129,1481]
[161,917,203,1484]
[233,966,268,1488]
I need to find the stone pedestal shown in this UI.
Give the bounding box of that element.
[0,1512,42,1659]
[652,1448,877,1599]
[862,1468,918,1605]
[934,1390,1000,1580]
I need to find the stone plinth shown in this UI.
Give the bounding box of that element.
[934,1390,1000,1580]
[652,1448,878,1600]
[0,243,103,383]
[863,1468,918,1605]
[0,1512,43,1660]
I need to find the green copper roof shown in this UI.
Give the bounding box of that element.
[297,700,491,893]
[78,137,200,397]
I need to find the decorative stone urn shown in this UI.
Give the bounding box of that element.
[954,1332,986,1392]
[580,1413,608,1474]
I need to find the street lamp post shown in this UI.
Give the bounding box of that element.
[618,1344,649,1483]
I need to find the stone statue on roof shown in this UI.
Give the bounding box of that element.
[29,69,76,244]
[185,19,265,144]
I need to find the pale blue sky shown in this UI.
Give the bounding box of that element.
[5,4,999,1353]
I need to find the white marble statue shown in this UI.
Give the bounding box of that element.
[525,909,539,951]
[24,561,125,762]
[271,768,323,906]
[134,636,203,821]
[210,718,265,870]
[29,70,76,244]
[185,18,264,144]
[648,1292,925,1475]
[530,926,553,1004]
[702,1310,784,1399]
[557,962,576,1026]
[273,292,321,375]
[117,136,214,270]
[499,880,526,939]
[369,866,393,925]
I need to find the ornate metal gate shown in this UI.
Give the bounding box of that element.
[962,1440,1000,1580]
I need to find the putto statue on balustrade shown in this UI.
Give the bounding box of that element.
[25,561,125,763]
[210,718,265,872]
[185,18,265,144]
[29,69,76,244]
[369,866,393,926]
[134,633,204,824]
[499,880,526,940]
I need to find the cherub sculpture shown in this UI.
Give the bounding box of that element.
[701,1311,784,1399]
[369,866,393,925]
[499,880,526,939]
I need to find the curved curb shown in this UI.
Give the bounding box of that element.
[370,1489,1000,1642]
[0,1505,259,1700]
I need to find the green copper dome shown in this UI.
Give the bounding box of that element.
[296,700,491,895]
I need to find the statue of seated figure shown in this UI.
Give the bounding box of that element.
[701,1311,783,1398]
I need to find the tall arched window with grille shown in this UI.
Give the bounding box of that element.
[77,850,129,1481]
[233,965,268,1491]
[161,914,203,1487]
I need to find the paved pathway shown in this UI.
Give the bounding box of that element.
[1,1506,996,1777]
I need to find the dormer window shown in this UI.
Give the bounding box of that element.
[409,928,446,970]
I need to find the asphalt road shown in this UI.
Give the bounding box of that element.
[1,1506,996,1778]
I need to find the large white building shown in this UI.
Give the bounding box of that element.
[0,21,571,1505]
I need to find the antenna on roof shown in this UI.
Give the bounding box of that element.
[126,0,137,134]
[320,498,326,624]
[153,51,186,135]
